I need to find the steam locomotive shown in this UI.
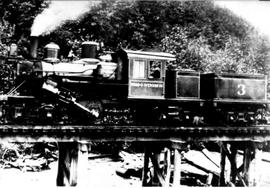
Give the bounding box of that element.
[0,40,268,126]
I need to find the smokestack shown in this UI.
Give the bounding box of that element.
[30,37,38,59]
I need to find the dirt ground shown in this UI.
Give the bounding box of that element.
[0,156,142,187]
[1,152,270,187]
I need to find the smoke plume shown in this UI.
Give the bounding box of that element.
[31,1,99,36]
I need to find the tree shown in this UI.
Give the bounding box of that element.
[0,0,47,57]
[1,0,269,75]
[0,0,46,39]
[161,25,270,74]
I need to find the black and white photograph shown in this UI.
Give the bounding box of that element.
[0,0,270,187]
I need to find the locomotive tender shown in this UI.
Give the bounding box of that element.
[0,40,268,126]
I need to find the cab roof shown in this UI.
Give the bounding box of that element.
[124,49,176,61]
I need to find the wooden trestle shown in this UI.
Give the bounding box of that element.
[0,125,269,186]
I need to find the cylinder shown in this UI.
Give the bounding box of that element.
[45,42,60,60]
[81,41,99,59]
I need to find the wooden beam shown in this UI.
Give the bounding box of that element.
[142,144,182,187]
[164,148,171,187]
[77,141,89,186]
[243,147,251,186]
[248,143,263,186]
[206,173,214,186]
[56,142,79,186]
[253,146,263,186]
[218,142,247,186]
[56,141,89,186]
[142,148,150,186]
[230,146,237,184]
[173,148,181,186]
[219,142,226,186]
[149,151,165,186]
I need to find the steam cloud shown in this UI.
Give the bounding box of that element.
[31,1,99,36]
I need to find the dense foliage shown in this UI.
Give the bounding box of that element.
[51,0,270,74]
[0,0,47,55]
[0,0,270,74]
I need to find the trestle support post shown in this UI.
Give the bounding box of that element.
[56,141,89,186]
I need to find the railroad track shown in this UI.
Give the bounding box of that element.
[0,125,269,142]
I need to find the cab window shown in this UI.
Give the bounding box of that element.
[149,60,161,79]
[133,60,146,79]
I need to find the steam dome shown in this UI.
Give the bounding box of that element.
[44,42,60,62]
[81,41,99,59]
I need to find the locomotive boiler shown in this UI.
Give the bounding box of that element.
[0,40,268,127]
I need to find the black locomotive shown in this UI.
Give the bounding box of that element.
[0,40,268,126]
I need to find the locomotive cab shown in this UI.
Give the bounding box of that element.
[127,50,175,99]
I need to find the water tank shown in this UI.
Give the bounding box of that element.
[81,41,99,59]
[44,42,60,61]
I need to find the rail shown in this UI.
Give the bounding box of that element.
[0,124,269,142]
